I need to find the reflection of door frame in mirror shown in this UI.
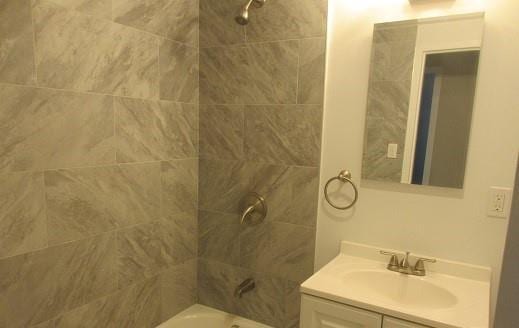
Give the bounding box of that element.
[400,13,485,185]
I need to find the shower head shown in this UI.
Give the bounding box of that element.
[235,0,266,26]
[235,3,250,25]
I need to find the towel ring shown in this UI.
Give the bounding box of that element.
[324,170,358,210]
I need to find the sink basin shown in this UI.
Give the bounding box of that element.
[342,270,458,309]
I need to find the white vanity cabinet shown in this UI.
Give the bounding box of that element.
[383,317,429,328]
[301,295,430,328]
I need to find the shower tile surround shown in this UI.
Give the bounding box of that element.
[0,0,327,328]
[0,0,199,326]
[197,0,327,327]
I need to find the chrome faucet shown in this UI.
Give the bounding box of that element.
[380,251,436,276]
[234,278,255,298]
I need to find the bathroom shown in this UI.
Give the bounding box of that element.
[0,0,518,327]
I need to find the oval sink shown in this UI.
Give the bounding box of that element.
[343,270,458,309]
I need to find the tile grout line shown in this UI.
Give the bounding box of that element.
[0,81,199,105]
[29,0,38,86]
[40,0,197,49]
[0,158,200,178]
[199,35,326,50]
[295,39,301,105]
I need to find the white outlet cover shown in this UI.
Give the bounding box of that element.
[487,187,513,219]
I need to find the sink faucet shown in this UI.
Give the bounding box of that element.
[380,251,436,276]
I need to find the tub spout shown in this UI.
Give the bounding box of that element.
[234,278,255,298]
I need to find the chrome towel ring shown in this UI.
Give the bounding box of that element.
[324,170,358,210]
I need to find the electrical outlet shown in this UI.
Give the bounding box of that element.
[487,187,512,219]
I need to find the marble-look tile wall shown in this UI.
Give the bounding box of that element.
[362,22,417,182]
[0,0,199,327]
[198,0,327,327]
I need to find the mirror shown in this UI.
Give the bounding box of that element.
[362,14,484,189]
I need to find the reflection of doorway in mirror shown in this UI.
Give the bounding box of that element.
[412,50,479,188]
[408,50,479,188]
[400,13,484,188]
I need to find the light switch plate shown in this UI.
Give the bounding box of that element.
[387,143,398,159]
[487,187,512,219]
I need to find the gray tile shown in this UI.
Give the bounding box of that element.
[54,276,160,328]
[373,23,417,43]
[199,159,244,213]
[116,98,198,163]
[246,0,326,42]
[0,84,114,173]
[160,259,197,321]
[161,159,198,216]
[257,165,319,227]
[31,319,55,328]
[117,213,196,287]
[199,160,318,227]
[239,221,272,273]
[114,0,198,46]
[0,172,47,259]
[197,259,244,314]
[244,105,322,166]
[54,234,117,310]
[0,247,59,327]
[200,105,244,160]
[197,259,286,327]
[370,40,416,82]
[0,0,35,84]
[160,211,198,266]
[200,41,298,105]
[269,223,315,282]
[239,222,315,283]
[236,274,285,328]
[117,222,168,288]
[49,0,112,19]
[44,166,118,245]
[198,210,240,265]
[284,281,301,328]
[159,39,199,103]
[33,0,159,99]
[363,80,411,182]
[298,38,326,105]
[44,163,161,245]
[199,0,245,47]
[0,233,117,328]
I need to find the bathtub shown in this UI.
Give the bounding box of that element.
[157,304,273,328]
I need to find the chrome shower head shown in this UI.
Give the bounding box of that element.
[235,0,266,26]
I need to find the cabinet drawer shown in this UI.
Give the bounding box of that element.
[301,294,383,328]
[384,317,430,328]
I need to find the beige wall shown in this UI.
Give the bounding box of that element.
[317,0,519,324]
[0,0,199,326]
[196,0,327,327]
[429,72,477,188]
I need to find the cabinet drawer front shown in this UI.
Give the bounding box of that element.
[384,317,430,328]
[301,295,382,328]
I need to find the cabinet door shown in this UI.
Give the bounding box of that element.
[301,294,382,328]
[383,317,430,328]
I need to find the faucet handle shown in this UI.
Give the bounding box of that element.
[380,251,400,270]
[413,257,437,275]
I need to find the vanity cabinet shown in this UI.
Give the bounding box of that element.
[301,295,430,328]
[383,317,429,328]
[301,294,382,328]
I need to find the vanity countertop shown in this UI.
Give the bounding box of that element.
[301,241,491,328]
